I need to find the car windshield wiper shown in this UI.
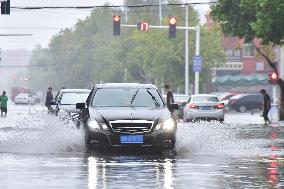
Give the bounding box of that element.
[147,90,160,108]
[129,89,139,107]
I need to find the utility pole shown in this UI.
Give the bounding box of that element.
[194,25,200,95]
[185,4,189,95]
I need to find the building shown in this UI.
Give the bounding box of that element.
[206,14,273,93]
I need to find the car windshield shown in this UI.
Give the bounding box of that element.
[92,88,164,108]
[192,96,218,102]
[60,92,89,105]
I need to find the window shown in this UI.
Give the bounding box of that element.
[226,48,241,61]
[243,43,255,57]
[256,62,264,71]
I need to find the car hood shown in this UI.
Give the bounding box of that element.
[89,107,170,123]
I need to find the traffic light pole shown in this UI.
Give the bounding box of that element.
[121,24,200,95]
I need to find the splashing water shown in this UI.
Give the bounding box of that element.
[0,110,86,154]
[175,120,269,157]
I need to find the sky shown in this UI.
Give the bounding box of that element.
[0,0,209,50]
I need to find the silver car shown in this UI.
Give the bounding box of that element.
[183,94,225,123]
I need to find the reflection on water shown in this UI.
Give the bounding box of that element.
[1,109,284,188]
[87,155,175,189]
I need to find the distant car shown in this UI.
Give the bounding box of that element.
[173,94,190,119]
[51,89,91,115]
[14,93,35,105]
[228,94,263,112]
[183,94,225,122]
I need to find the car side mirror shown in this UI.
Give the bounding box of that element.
[170,103,179,110]
[50,100,58,105]
[76,102,86,109]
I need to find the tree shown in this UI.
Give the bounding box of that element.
[211,0,284,118]
[27,2,225,94]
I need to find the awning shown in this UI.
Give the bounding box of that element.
[215,74,268,86]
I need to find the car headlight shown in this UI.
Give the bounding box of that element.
[162,118,175,131]
[88,120,100,130]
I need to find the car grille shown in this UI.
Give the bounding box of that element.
[109,120,154,134]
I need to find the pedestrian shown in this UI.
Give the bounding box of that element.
[260,89,271,124]
[45,87,54,111]
[0,91,8,117]
[165,84,175,112]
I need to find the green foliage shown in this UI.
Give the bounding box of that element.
[27,2,225,93]
[211,0,284,45]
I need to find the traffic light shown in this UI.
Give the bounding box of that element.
[137,22,149,31]
[113,15,120,36]
[169,16,177,38]
[268,71,279,85]
[1,0,10,15]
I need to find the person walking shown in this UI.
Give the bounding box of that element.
[45,87,54,111]
[0,91,8,117]
[260,89,271,124]
[165,84,175,112]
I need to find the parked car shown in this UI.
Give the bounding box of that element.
[76,83,178,151]
[14,93,35,105]
[183,94,225,122]
[173,94,190,119]
[51,89,91,115]
[228,94,263,112]
[213,92,239,112]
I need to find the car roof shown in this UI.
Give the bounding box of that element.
[61,89,90,93]
[95,83,158,89]
[191,94,218,97]
[231,94,261,99]
[17,93,29,96]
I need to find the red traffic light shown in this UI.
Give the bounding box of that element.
[138,21,149,31]
[271,72,278,80]
[169,17,177,25]
[113,15,120,23]
[113,15,121,36]
[169,16,177,38]
[268,71,279,84]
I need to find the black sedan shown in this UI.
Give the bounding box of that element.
[76,83,178,151]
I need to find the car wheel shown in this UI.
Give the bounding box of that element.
[238,105,247,113]
[219,118,224,123]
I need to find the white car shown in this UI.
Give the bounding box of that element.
[183,94,225,123]
[51,89,91,114]
[14,93,35,105]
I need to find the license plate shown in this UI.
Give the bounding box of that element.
[120,135,144,144]
[201,106,212,110]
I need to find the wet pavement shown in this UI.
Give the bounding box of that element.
[0,104,284,188]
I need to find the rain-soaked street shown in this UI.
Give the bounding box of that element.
[0,104,284,189]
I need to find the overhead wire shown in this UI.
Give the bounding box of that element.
[10,2,217,10]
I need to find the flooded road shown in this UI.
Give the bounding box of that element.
[0,104,284,188]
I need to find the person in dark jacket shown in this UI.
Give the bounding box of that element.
[45,87,54,110]
[165,84,174,112]
[260,89,271,124]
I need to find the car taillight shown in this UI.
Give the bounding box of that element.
[215,104,224,109]
[187,103,199,109]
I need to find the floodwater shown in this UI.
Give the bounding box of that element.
[0,105,283,189]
